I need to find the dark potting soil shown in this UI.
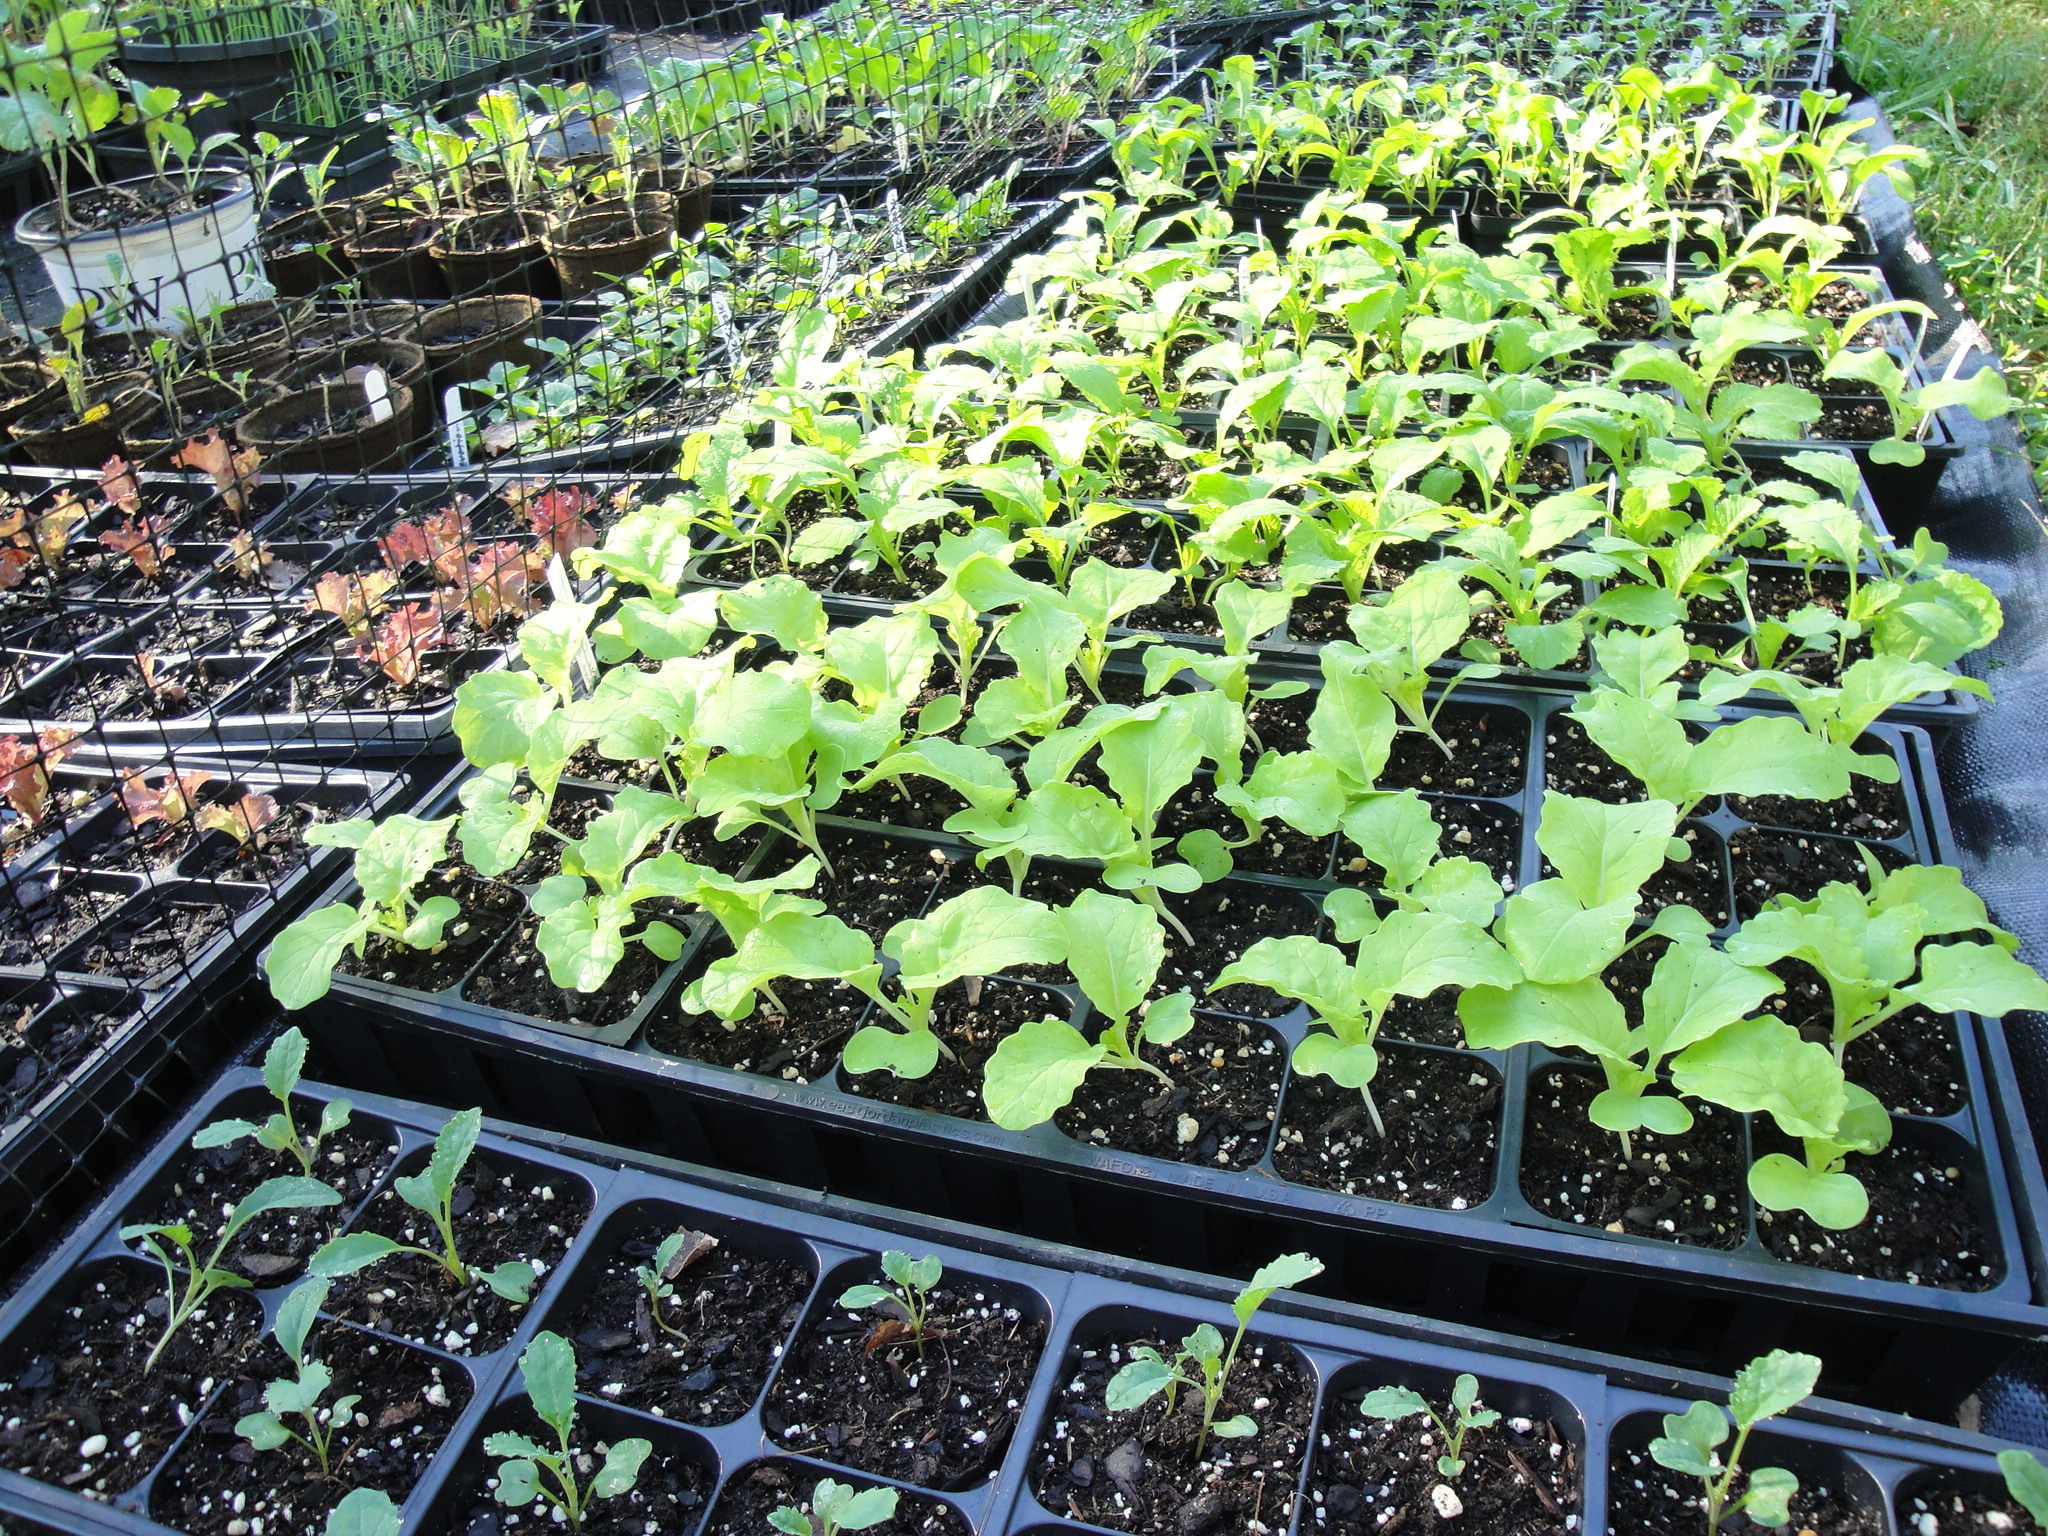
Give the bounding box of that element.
[321,1152,590,1355]
[69,889,244,981]
[1275,1048,1502,1209]
[152,1323,470,1536]
[844,979,1074,1119]
[1310,1388,1578,1535]
[562,1219,812,1424]
[44,659,224,722]
[126,1110,397,1285]
[833,777,973,831]
[1122,588,1225,639]
[461,908,677,1028]
[764,1270,1046,1489]
[756,822,951,940]
[0,880,128,967]
[335,866,523,993]
[1606,1439,1883,1535]
[704,1460,973,1536]
[653,926,866,1080]
[1731,773,1910,841]
[1813,399,1893,441]
[438,1423,712,1536]
[1897,1483,2047,1535]
[1729,826,1911,919]
[1031,1330,1313,1534]
[1383,986,1464,1048]
[0,989,135,1129]
[1758,951,1966,1118]
[1753,1130,1995,1289]
[1520,1069,1747,1248]
[1156,884,1317,1018]
[1054,1013,1285,1170]
[1337,795,1521,893]
[1542,718,1708,808]
[1159,783,1332,879]
[1382,705,1530,798]
[80,795,323,882]
[0,1261,264,1495]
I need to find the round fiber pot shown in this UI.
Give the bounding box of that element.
[120,6,338,130]
[264,206,356,296]
[415,295,543,389]
[430,209,551,298]
[281,337,430,444]
[234,381,417,473]
[16,172,268,332]
[667,168,714,240]
[122,378,261,463]
[301,302,421,350]
[544,192,676,299]
[9,377,151,469]
[183,295,314,379]
[344,216,449,302]
[0,363,63,431]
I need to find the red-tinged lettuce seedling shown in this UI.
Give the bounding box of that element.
[1106,1252,1324,1458]
[236,1278,354,1476]
[360,601,447,687]
[306,570,398,639]
[1359,1374,1499,1482]
[267,814,462,1009]
[486,1331,650,1531]
[0,727,79,824]
[310,1106,537,1303]
[983,890,1196,1130]
[1649,1349,1819,1533]
[122,1176,342,1372]
[99,513,176,579]
[119,767,212,832]
[192,1027,352,1179]
[170,430,265,520]
[1218,886,1516,1136]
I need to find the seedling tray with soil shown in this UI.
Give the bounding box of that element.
[288,672,2048,1418]
[0,1070,2036,1536]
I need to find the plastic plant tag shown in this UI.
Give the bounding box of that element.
[362,366,393,425]
[885,189,910,258]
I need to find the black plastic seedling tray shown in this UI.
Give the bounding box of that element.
[285,672,2048,1418]
[0,1069,2036,1536]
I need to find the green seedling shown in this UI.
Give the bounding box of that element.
[839,1250,943,1351]
[192,1027,351,1178]
[267,815,464,1009]
[1996,1447,2048,1526]
[1358,1373,1501,1480]
[122,1177,342,1373]
[309,1108,536,1304]
[486,1332,651,1532]
[636,1227,718,1338]
[1106,1253,1324,1458]
[1648,1349,1819,1532]
[770,1479,899,1536]
[237,1279,356,1476]
[325,1489,399,1536]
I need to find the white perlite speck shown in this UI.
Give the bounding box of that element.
[1430,1485,1464,1519]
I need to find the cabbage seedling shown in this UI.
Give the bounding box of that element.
[771,1479,899,1536]
[839,1249,943,1351]
[236,1279,355,1476]
[636,1227,718,1338]
[191,1027,352,1179]
[309,1107,537,1304]
[1358,1373,1500,1480]
[1649,1349,1819,1532]
[267,815,464,1009]
[122,1176,342,1373]
[1106,1252,1323,1458]
[487,1332,651,1531]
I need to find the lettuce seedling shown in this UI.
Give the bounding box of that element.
[1106,1252,1323,1458]
[268,815,463,1010]
[487,1331,651,1532]
[1820,348,2012,467]
[306,570,398,640]
[309,1107,537,1304]
[1217,891,1515,1135]
[637,1227,718,1338]
[1649,1349,1819,1533]
[1996,1447,2048,1524]
[0,728,78,825]
[1333,562,1501,755]
[839,1249,943,1351]
[1359,1374,1500,1480]
[1612,312,1821,466]
[192,1027,351,1178]
[983,891,1197,1130]
[236,1278,355,1475]
[1445,491,1614,671]
[844,887,1067,1078]
[122,1176,342,1373]
[771,1480,898,1536]
[529,787,691,993]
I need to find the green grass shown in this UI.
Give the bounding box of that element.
[1839,0,2048,495]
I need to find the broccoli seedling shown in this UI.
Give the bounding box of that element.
[121,1176,342,1373]
[1106,1252,1323,1458]
[192,1027,353,1178]
[485,1331,651,1532]
[1357,1373,1500,1480]
[770,1479,899,1535]
[839,1249,943,1353]
[236,1279,355,1476]
[636,1227,719,1338]
[309,1107,536,1304]
[1648,1349,1819,1532]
